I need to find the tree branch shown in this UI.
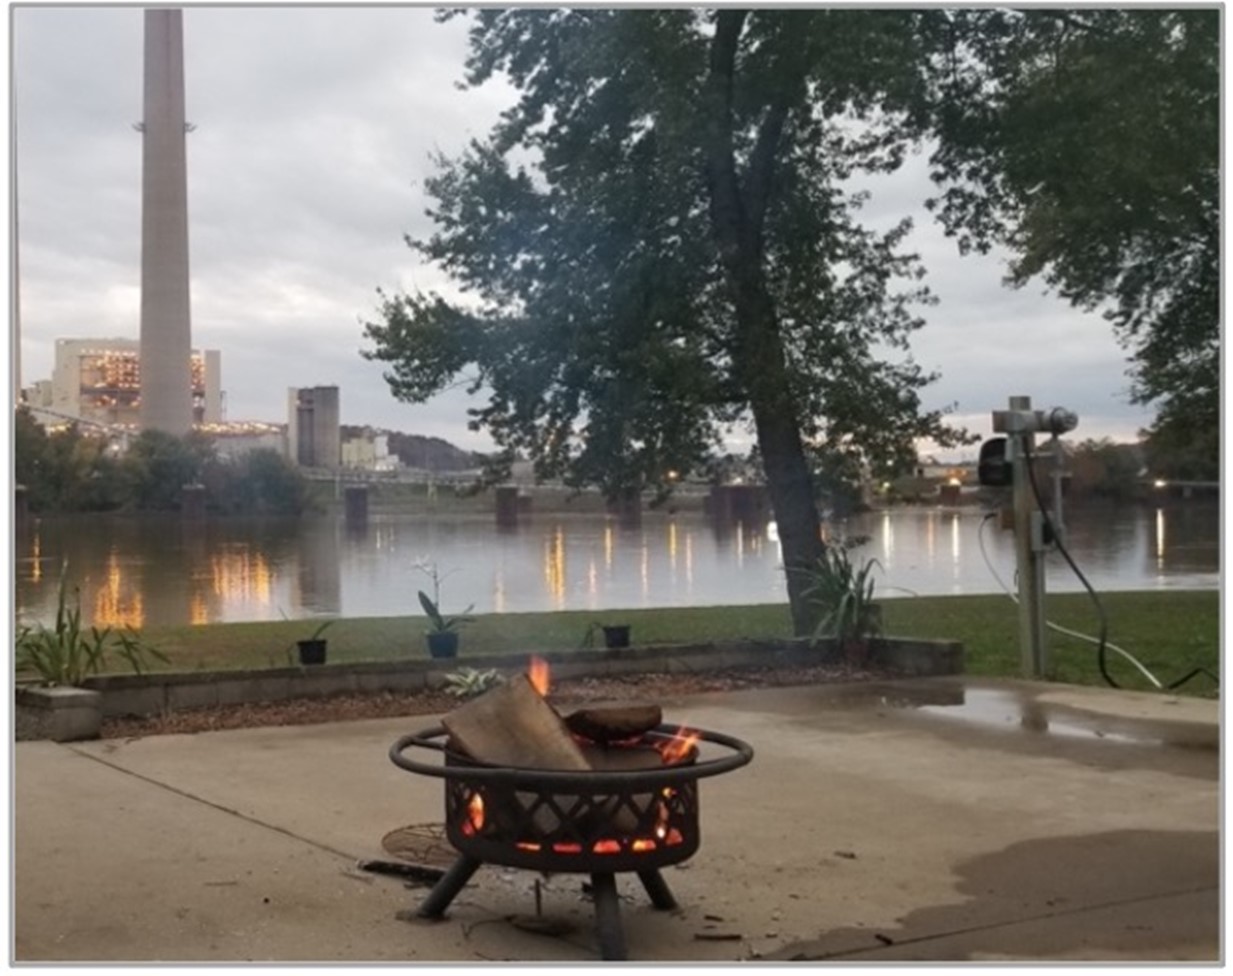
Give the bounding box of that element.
[745,100,791,237]
[1033,10,1117,40]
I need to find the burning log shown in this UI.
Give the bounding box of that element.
[564,701,663,743]
[441,674,591,771]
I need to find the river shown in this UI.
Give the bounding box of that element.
[12,504,1219,629]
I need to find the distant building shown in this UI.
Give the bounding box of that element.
[341,428,399,472]
[201,421,287,461]
[287,385,340,469]
[42,337,221,428]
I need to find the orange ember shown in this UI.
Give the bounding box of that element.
[528,656,550,696]
[658,728,699,765]
[592,839,621,855]
[460,792,485,836]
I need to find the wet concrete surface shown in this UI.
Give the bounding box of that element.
[13,676,1220,963]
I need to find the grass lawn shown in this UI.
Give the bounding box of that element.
[132,590,1220,697]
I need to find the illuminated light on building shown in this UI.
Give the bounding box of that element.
[45,338,221,428]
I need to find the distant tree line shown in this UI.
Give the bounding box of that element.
[15,407,310,516]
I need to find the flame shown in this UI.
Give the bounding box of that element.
[592,839,621,855]
[515,842,541,853]
[461,792,485,836]
[658,728,699,765]
[528,656,550,697]
[631,839,657,853]
[655,787,674,839]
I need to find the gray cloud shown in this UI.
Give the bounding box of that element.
[14,7,1155,456]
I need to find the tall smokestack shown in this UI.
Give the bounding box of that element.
[139,8,193,436]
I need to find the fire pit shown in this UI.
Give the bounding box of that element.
[389,722,753,960]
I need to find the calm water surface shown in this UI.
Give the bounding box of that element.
[13,505,1220,629]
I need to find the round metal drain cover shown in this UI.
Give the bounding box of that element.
[381,823,456,868]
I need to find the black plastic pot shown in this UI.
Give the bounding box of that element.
[426,631,460,659]
[602,625,631,649]
[297,639,327,666]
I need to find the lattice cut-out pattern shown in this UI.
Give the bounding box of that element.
[443,776,700,872]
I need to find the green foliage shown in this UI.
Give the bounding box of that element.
[206,449,310,516]
[13,410,310,516]
[122,430,215,510]
[442,666,506,699]
[1143,419,1219,483]
[15,567,169,687]
[362,10,974,631]
[799,543,883,647]
[15,411,126,513]
[417,591,475,634]
[929,9,1218,470]
[14,406,49,492]
[1066,439,1146,501]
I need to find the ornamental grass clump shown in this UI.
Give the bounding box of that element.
[798,542,883,655]
[15,566,169,687]
[443,667,506,699]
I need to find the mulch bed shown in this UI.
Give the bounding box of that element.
[99,662,882,740]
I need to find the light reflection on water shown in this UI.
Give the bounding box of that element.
[12,505,1220,629]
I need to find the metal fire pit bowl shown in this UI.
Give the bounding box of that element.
[389,723,753,960]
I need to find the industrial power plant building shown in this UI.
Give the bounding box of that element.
[287,385,340,470]
[26,337,222,428]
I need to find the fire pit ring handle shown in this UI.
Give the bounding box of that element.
[390,723,753,788]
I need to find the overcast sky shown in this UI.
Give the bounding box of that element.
[11,5,1157,457]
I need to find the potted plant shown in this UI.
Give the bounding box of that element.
[580,622,632,650]
[418,591,475,659]
[295,619,333,666]
[799,542,883,667]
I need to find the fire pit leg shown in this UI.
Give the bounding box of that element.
[589,872,627,961]
[417,854,482,918]
[636,868,678,911]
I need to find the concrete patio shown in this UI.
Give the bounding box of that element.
[13,675,1220,963]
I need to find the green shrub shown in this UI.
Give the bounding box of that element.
[798,542,883,646]
[442,667,506,699]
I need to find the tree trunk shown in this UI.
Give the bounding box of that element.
[702,11,825,636]
[750,396,826,635]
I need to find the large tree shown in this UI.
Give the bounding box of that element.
[363,9,967,633]
[928,9,1219,476]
